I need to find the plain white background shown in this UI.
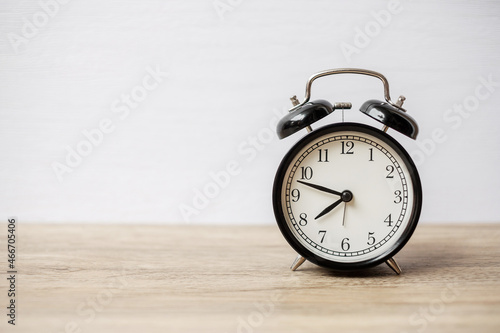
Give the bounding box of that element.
[1,0,499,224]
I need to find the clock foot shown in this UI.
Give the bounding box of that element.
[385,257,402,275]
[290,255,306,271]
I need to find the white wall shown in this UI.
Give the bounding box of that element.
[1,0,499,224]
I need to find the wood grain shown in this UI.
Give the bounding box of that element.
[1,224,499,332]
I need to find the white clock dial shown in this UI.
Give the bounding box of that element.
[273,123,422,269]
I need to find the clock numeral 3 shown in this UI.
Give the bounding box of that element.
[300,166,313,180]
[299,213,308,226]
[318,149,329,162]
[394,190,402,204]
[341,141,354,155]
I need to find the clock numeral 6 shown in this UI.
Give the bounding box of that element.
[341,141,354,155]
[291,189,300,202]
[300,166,313,180]
[299,213,308,226]
[394,190,402,204]
[367,232,375,245]
[341,237,350,251]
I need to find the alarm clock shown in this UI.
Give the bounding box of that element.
[272,69,422,274]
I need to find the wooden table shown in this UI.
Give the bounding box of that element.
[1,224,499,332]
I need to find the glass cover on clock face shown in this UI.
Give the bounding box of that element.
[277,124,420,265]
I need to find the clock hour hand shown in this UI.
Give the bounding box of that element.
[297,180,342,196]
[315,198,343,220]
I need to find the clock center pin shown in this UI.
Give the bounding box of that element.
[341,190,353,202]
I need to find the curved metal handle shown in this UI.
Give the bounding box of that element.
[291,68,405,112]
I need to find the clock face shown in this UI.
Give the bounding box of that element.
[273,123,422,270]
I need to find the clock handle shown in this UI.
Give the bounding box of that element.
[290,68,404,113]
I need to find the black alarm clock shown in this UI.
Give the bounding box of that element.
[272,69,422,274]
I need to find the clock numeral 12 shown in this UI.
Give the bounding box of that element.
[369,148,374,161]
[341,141,354,154]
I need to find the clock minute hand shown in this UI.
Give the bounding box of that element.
[297,180,342,196]
[315,198,343,220]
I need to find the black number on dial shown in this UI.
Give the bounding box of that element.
[291,189,300,202]
[367,232,375,245]
[394,190,402,204]
[384,214,393,227]
[318,230,326,243]
[341,141,354,154]
[300,166,313,180]
[341,238,350,251]
[386,165,395,178]
[299,213,308,226]
[318,149,329,162]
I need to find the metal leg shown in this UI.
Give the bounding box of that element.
[290,255,306,271]
[385,257,402,275]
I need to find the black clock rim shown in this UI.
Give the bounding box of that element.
[272,122,423,271]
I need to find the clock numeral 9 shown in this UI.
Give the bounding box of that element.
[367,232,375,245]
[394,190,402,204]
[300,166,313,180]
[341,141,354,154]
[299,213,308,226]
[291,189,300,202]
[341,237,350,251]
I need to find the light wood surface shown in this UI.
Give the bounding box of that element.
[1,223,499,332]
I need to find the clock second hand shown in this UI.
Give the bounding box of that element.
[341,190,353,226]
[342,202,347,227]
